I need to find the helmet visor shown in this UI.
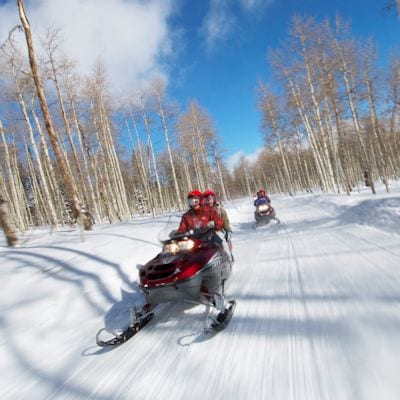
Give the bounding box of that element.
[188,197,200,207]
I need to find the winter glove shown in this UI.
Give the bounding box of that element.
[169,229,178,238]
[225,231,232,241]
[207,221,215,228]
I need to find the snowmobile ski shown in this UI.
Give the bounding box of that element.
[206,300,236,332]
[96,311,154,347]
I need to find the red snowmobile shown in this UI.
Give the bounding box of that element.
[96,227,236,346]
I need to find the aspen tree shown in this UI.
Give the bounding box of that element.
[361,40,390,192]
[43,28,90,205]
[1,35,59,225]
[190,101,214,189]
[330,16,376,193]
[30,105,65,222]
[211,142,228,201]
[291,16,336,191]
[98,93,131,218]
[387,57,400,170]
[139,91,165,211]
[319,20,352,193]
[10,138,30,229]
[89,100,118,221]
[151,78,183,210]
[130,110,153,213]
[66,82,101,221]
[388,58,400,135]
[17,0,92,227]
[0,121,26,229]
[0,187,18,246]
[26,144,46,225]
[257,82,294,195]
[124,115,150,214]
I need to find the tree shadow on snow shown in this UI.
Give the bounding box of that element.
[0,315,113,400]
[2,245,136,316]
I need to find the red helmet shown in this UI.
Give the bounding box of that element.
[187,190,202,208]
[187,190,202,199]
[203,189,215,197]
[257,188,266,196]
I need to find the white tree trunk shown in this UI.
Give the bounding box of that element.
[141,103,165,211]
[0,187,18,246]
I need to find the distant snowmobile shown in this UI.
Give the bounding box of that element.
[96,226,236,347]
[254,203,280,227]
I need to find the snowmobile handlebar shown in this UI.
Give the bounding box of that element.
[167,227,215,242]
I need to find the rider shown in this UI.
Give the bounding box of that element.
[178,190,224,234]
[203,189,234,261]
[254,189,271,207]
[178,190,227,311]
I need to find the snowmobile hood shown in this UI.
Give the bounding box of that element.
[139,244,216,287]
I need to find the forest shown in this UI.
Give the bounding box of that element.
[1,1,399,245]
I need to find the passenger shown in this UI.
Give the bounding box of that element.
[203,189,234,262]
[177,190,224,234]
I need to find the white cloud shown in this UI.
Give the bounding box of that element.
[201,0,235,52]
[226,147,263,173]
[239,0,274,12]
[0,0,176,93]
[201,0,275,51]
[239,0,260,11]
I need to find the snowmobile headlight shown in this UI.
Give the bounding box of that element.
[177,239,195,251]
[258,204,269,211]
[163,242,180,253]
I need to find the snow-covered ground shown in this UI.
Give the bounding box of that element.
[1,184,400,400]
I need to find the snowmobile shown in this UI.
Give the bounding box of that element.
[254,203,280,227]
[96,226,236,347]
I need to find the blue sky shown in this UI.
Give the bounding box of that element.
[0,0,399,169]
[165,0,400,169]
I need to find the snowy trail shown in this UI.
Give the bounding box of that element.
[1,191,400,399]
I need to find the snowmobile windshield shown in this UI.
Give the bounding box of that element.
[157,213,215,245]
[157,212,183,243]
